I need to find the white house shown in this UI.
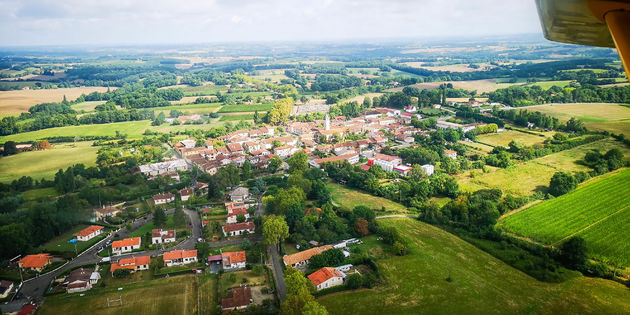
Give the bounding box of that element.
[152,229,176,245]
[112,237,141,255]
[308,267,345,291]
[222,251,247,271]
[372,153,402,172]
[179,188,193,201]
[444,149,458,160]
[229,187,250,202]
[421,164,435,176]
[74,225,104,242]
[153,193,175,205]
[163,249,198,267]
[222,222,255,237]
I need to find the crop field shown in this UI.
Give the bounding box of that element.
[217,104,272,113]
[154,103,222,115]
[0,141,98,183]
[477,130,547,147]
[181,84,227,96]
[39,275,198,315]
[198,274,219,315]
[457,138,630,196]
[0,86,111,114]
[318,217,630,314]
[250,69,291,82]
[326,182,407,213]
[500,169,630,266]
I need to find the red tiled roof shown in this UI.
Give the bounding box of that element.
[17,304,36,315]
[374,153,401,162]
[308,267,343,286]
[112,237,141,249]
[282,245,332,266]
[180,188,193,196]
[227,208,248,217]
[222,251,246,264]
[18,254,52,268]
[74,225,104,237]
[153,193,175,200]
[111,256,150,272]
[163,249,197,261]
[221,286,252,310]
[222,222,255,233]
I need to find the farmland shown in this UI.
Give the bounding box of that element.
[0,141,98,183]
[327,182,407,213]
[388,79,516,93]
[217,104,272,113]
[318,217,630,314]
[219,114,255,121]
[499,169,630,266]
[39,275,198,315]
[0,87,111,114]
[477,130,547,147]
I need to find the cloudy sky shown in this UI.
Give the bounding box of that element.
[0,0,542,46]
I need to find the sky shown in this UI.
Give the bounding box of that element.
[0,0,542,46]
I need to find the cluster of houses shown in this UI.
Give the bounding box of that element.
[220,198,256,237]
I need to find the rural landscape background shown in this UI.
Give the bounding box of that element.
[1,0,630,314]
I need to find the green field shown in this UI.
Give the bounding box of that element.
[525,80,574,89]
[0,142,98,183]
[130,214,179,237]
[327,182,407,213]
[72,101,107,112]
[523,103,630,137]
[198,274,219,315]
[153,102,222,115]
[457,138,630,196]
[39,275,198,315]
[217,104,272,113]
[318,218,630,314]
[43,224,108,256]
[477,130,547,147]
[219,114,255,121]
[500,169,630,266]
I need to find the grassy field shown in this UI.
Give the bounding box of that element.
[219,114,255,121]
[39,275,198,315]
[327,182,407,213]
[22,187,58,201]
[388,79,516,94]
[181,84,227,96]
[153,103,222,115]
[0,142,98,183]
[198,274,219,315]
[477,130,547,147]
[526,80,574,89]
[42,224,108,256]
[0,87,111,114]
[130,214,180,237]
[318,217,630,314]
[217,104,272,113]
[457,138,630,196]
[523,103,630,137]
[500,169,630,266]
[72,101,106,112]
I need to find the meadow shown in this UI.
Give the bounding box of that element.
[0,86,111,114]
[500,168,630,266]
[388,79,516,94]
[217,104,272,113]
[477,130,547,147]
[318,217,630,314]
[0,141,99,183]
[326,182,407,213]
[219,114,255,121]
[523,103,630,137]
[39,275,198,315]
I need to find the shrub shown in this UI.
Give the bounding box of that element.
[113,269,131,278]
[392,241,407,256]
[346,273,362,289]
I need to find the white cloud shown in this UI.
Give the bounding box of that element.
[0,0,541,46]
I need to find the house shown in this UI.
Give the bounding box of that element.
[110,256,150,274]
[226,207,249,224]
[152,229,176,244]
[138,159,189,176]
[180,188,193,201]
[393,165,413,176]
[229,187,250,202]
[163,249,198,267]
[153,193,175,205]
[404,105,417,113]
[74,225,104,242]
[421,164,435,176]
[64,268,100,293]
[112,237,141,255]
[221,286,253,311]
[18,254,53,272]
[310,153,360,168]
[371,153,402,172]
[308,267,345,291]
[94,206,121,220]
[0,280,13,299]
[222,251,247,271]
[282,245,332,268]
[444,149,458,160]
[222,222,256,237]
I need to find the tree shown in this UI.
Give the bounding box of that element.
[548,172,577,197]
[309,249,345,269]
[302,301,329,315]
[268,156,282,173]
[559,237,588,269]
[236,214,246,223]
[287,151,308,174]
[345,273,363,289]
[354,218,369,236]
[3,141,18,156]
[38,140,51,150]
[262,215,289,250]
[113,269,132,278]
[173,207,186,227]
[153,207,167,227]
[281,267,317,315]
[195,241,211,263]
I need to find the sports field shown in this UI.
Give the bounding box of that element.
[327,182,407,213]
[500,169,630,267]
[318,217,630,314]
[0,141,98,183]
[39,275,198,315]
[0,87,111,114]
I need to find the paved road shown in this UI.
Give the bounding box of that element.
[268,244,287,300]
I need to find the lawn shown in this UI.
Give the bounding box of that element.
[477,130,547,147]
[217,104,272,113]
[129,214,181,237]
[219,270,267,291]
[326,182,407,213]
[0,141,98,183]
[500,168,630,267]
[39,274,198,315]
[43,224,108,256]
[318,217,630,314]
[456,138,630,196]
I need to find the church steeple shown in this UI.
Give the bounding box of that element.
[325,113,330,131]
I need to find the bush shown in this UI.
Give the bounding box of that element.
[252,264,264,276]
[113,269,131,278]
[548,172,577,197]
[346,273,362,289]
[392,241,407,256]
[229,273,237,283]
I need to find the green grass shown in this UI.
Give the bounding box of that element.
[198,274,219,315]
[219,114,255,121]
[39,274,198,315]
[43,224,108,256]
[153,102,222,115]
[477,130,547,147]
[326,182,407,213]
[217,104,272,113]
[0,142,98,183]
[318,217,630,314]
[22,187,58,201]
[219,270,267,291]
[129,214,180,237]
[523,103,630,137]
[181,85,228,96]
[72,101,106,112]
[500,168,630,267]
[525,80,573,89]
